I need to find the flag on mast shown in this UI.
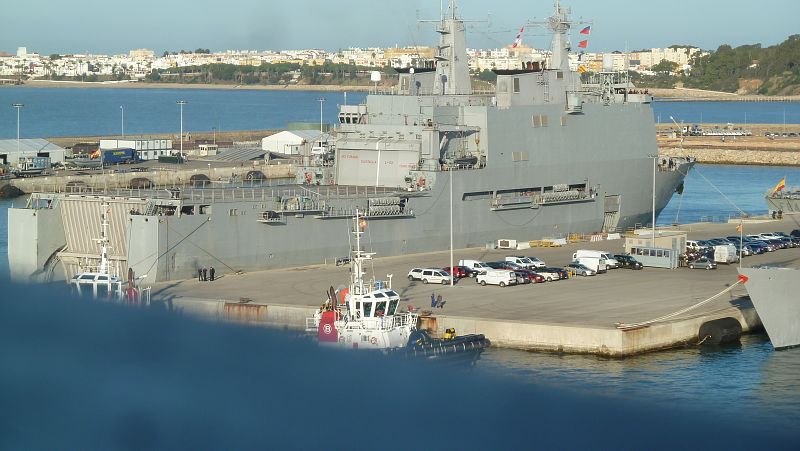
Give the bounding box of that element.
[770,177,786,195]
[578,40,589,49]
[580,26,591,35]
[512,26,525,48]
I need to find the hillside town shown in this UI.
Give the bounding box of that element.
[0,44,705,81]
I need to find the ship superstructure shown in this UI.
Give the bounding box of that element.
[7,1,693,283]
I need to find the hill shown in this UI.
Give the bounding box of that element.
[637,35,800,95]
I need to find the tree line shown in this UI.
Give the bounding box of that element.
[145,62,397,86]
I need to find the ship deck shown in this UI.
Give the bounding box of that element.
[150,217,800,356]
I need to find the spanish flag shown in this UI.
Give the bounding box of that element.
[771,178,786,195]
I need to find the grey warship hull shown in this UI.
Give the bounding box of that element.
[739,267,800,350]
[7,1,694,283]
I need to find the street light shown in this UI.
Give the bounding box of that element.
[649,154,658,243]
[177,100,187,161]
[12,103,24,155]
[120,105,124,137]
[212,127,216,145]
[317,97,326,134]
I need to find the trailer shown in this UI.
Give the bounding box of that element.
[101,148,139,166]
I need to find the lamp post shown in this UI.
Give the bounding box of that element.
[12,103,24,155]
[317,98,325,133]
[450,168,454,287]
[212,127,216,145]
[176,100,188,161]
[649,154,657,243]
[120,105,124,137]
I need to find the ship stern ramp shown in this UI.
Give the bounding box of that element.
[57,196,148,280]
[8,205,66,282]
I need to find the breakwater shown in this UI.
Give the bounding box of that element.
[660,147,800,166]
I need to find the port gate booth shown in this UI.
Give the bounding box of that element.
[624,231,686,269]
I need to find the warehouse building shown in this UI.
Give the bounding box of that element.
[0,139,66,166]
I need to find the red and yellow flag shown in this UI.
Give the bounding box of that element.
[771,178,786,195]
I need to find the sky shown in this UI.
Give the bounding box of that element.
[2,0,798,55]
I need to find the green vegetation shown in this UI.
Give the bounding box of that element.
[635,35,800,95]
[145,62,397,86]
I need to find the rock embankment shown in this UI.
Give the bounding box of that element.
[660,147,800,166]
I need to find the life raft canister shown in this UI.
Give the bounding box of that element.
[417,176,426,188]
[318,311,339,343]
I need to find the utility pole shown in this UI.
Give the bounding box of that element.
[120,105,124,137]
[177,100,187,161]
[12,103,24,155]
[317,98,325,133]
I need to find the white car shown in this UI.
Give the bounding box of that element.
[505,256,545,269]
[407,268,453,285]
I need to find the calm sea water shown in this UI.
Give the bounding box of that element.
[1,88,799,428]
[0,87,366,138]
[0,87,799,139]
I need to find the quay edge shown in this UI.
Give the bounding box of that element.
[163,297,761,357]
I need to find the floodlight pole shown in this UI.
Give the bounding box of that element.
[12,103,24,155]
[177,100,187,161]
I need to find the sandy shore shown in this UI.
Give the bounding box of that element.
[18,79,372,92]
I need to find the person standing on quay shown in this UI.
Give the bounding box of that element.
[431,292,436,308]
[198,267,203,282]
[210,267,216,282]
[202,267,208,282]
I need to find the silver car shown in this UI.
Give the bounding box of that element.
[565,262,596,276]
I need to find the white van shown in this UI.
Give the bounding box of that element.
[459,260,490,272]
[573,250,617,270]
[573,256,607,273]
[476,269,517,287]
[713,244,739,264]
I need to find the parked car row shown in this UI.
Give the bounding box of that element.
[686,231,799,267]
[408,252,642,289]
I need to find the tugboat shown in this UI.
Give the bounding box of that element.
[306,211,489,363]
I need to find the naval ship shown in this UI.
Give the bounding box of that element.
[739,267,800,349]
[7,1,693,283]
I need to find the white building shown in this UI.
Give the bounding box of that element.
[261,130,331,156]
[100,139,173,161]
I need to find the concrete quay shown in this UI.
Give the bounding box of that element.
[151,217,800,357]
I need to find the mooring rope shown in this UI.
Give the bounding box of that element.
[616,278,745,330]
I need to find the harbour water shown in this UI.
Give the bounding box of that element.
[1,88,799,430]
[1,87,799,138]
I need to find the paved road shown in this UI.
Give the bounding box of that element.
[154,217,800,328]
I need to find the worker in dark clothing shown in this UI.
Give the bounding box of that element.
[198,268,203,282]
[202,267,208,282]
[210,267,216,281]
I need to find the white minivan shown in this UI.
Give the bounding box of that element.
[407,268,453,285]
[476,269,517,287]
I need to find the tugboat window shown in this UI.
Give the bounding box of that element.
[363,302,374,317]
[375,301,387,316]
[388,300,399,315]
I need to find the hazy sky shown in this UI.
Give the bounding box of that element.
[3,0,798,55]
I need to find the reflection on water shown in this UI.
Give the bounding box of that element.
[478,333,800,430]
